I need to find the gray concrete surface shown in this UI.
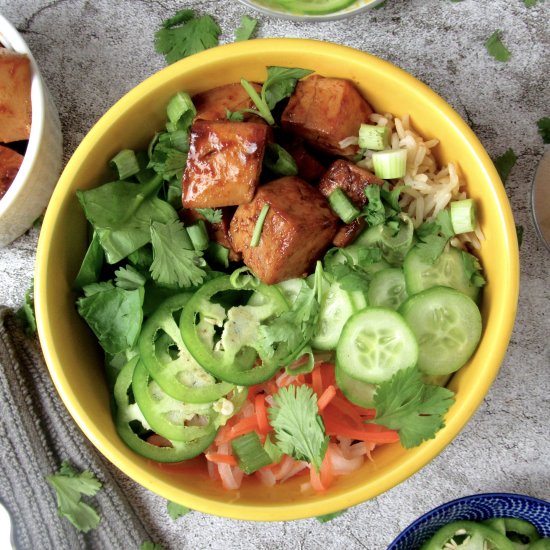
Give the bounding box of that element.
[0,0,549,548]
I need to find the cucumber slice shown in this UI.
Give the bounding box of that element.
[367,268,408,310]
[336,307,418,384]
[403,245,480,301]
[399,286,482,375]
[311,282,358,350]
[335,366,377,408]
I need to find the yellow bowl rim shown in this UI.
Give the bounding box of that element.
[35,38,519,521]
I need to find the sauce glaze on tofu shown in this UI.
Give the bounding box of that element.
[179,74,383,284]
[281,75,373,157]
[182,120,269,209]
[229,176,339,284]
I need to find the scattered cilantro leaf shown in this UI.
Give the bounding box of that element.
[317,509,347,523]
[414,234,448,263]
[225,108,244,122]
[240,66,313,125]
[462,251,486,287]
[16,281,36,335]
[234,15,258,42]
[114,265,147,290]
[485,30,511,62]
[493,148,517,184]
[150,220,206,288]
[167,501,191,520]
[263,143,298,176]
[155,10,221,64]
[74,232,104,289]
[194,207,223,224]
[268,385,329,471]
[367,367,455,448]
[523,0,540,6]
[537,117,550,144]
[516,224,524,248]
[262,67,313,110]
[361,184,386,227]
[435,209,455,240]
[46,462,102,533]
[140,543,167,550]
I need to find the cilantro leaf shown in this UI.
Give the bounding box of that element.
[150,220,206,288]
[16,282,36,335]
[414,234,448,263]
[234,15,258,42]
[167,501,191,520]
[46,462,102,533]
[367,367,455,448]
[361,184,386,226]
[485,30,511,62]
[268,385,329,471]
[317,509,347,523]
[155,11,221,64]
[523,0,540,6]
[74,232,104,289]
[262,67,313,110]
[493,148,517,184]
[537,117,550,144]
[462,251,486,287]
[516,224,524,248]
[114,264,147,290]
[225,108,245,122]
[194,207,223,224]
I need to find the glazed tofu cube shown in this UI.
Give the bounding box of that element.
[319,159,384,208]
[180,207,242,262]
[0,50,32,143]
[332,218,366,248]
[182,120,269,208]
[229,176,339,284]
[0,144,24,199]
[193,82,263,122]
[285,140,326,183]
[281,75,374,156]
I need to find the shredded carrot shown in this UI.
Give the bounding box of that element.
[319,362,336,387]
[317,385,337,411]
[205,453,238,466]
[324,417,400,444]
[319,445,334,488]
[311,365,324,397]
[309,464,326,492]
[255,393,271,434]
[229,415,259,439]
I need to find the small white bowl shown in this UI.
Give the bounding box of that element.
[0,14,63,247]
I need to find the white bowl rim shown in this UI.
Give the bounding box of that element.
[0,13,48,219]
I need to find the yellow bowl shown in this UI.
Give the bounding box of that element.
[35,38,519,521]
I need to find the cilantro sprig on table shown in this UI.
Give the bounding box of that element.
[47,462,102,533]
[485,30,511,62]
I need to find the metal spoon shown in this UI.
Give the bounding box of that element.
[0,500,15,550]
[532,149,550,252]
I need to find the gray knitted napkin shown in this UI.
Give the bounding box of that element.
[0,306,153,550]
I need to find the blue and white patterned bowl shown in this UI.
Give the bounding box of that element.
[387,493,550,550]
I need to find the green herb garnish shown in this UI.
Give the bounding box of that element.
[494,148,517,184]
[234,15,258,42]
[46,462,102,533]
[485,30,511,62]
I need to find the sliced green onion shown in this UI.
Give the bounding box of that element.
[186,220,209,251]
[205,242,230,268]
[358,124,389,151]
[240,79,275,126]
[328,188,360,223]
[250,204,270,247]
[372,149,408,179]
[231,432,273,474]
[450,199,477,234]
[166,91,196,125]
[110,149,140,180]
